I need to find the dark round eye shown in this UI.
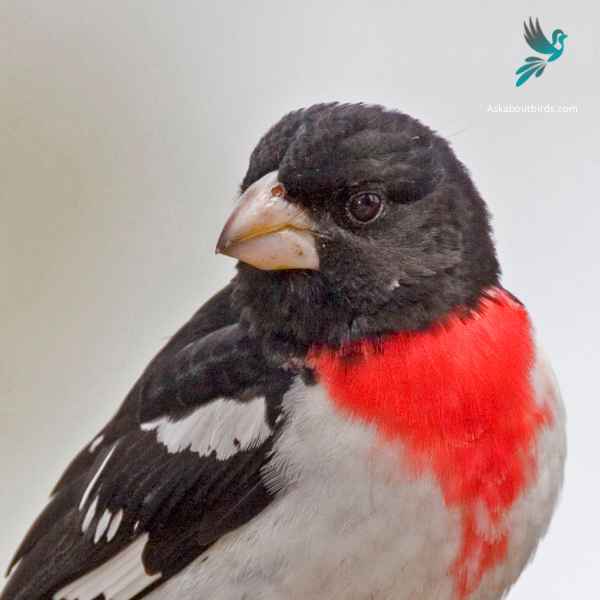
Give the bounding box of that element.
[347,192,383,223]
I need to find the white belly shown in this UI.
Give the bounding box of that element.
[148,352,565,600]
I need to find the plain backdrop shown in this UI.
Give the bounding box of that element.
[1,1,598,597]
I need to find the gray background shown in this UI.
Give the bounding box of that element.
[1,1,597,597]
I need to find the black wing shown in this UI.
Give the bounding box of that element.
[523,17,555,55]
[1,283,294,600]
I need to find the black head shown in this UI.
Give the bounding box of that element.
[219,103,499,357]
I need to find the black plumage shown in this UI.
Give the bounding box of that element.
[236,103,499,356]
[2,286,293,600]
[2,102,501,600]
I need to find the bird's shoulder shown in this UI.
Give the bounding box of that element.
[2,283,297,600]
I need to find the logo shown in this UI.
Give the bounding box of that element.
[515,18,568,87]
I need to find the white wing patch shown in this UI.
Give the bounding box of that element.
[141,396,272,460]
[90,508,124,544]
[79,444,117,511]
[94,509,112,543]
[81,496,98,534]
[54,534,161,600]
[89,434,104,453]
[107,508,124,542]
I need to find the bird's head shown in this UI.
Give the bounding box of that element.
[552,29,568,47]
[217,103,499,356]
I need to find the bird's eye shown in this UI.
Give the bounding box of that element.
[346,192,383,223]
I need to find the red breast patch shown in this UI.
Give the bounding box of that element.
[309,288,552,598]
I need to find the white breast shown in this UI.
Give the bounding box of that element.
[149,378,460,600]
[148,347,566,600]
[469,346,566,600]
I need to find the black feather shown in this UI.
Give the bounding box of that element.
[3,102,502,600]
[2,285,294,600]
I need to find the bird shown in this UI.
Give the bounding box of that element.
[1,102,566,600]
[515,18,568,87]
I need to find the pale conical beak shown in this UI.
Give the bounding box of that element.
[216,171,320,271]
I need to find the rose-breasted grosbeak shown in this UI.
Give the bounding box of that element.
[2,103,565,600]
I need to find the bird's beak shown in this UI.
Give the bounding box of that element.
[216,171,320,271]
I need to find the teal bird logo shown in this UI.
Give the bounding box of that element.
[515,18,568,87]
